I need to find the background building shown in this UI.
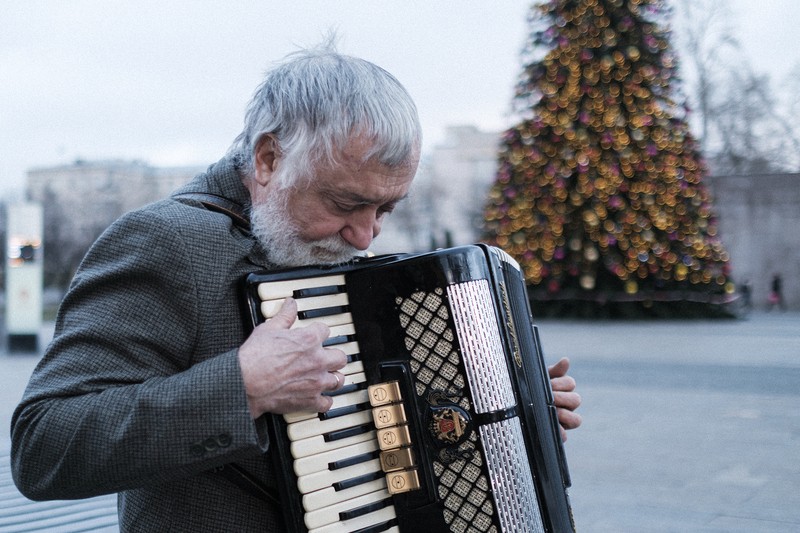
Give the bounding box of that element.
[26,159,203,228]
[25,160,203,288]
[374,125,501,255]
[15,135,800,311]
[426,125,501,246]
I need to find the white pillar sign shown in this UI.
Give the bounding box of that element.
[6,203,44,352]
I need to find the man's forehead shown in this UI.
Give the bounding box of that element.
[315,177,411,205]
[335,133,420,170]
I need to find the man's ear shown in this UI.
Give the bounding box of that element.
[253,134,280,187]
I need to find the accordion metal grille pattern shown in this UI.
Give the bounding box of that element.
[398,288,497,533]
[446,280,516,413]
[397,282,546,533]
[480,419,545,533]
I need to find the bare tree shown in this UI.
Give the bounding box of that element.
[673,0,800,175]
[38,185,109,289]
[674,0,739,143]
[713,70,800,174]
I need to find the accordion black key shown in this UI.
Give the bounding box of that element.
[244,244,575,533]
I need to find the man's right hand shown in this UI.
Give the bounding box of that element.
[238,298,347,417]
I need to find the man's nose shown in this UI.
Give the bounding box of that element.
[340,209,382,251]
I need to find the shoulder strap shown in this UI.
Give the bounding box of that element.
[174,192,251,232]
[212,463,281,509]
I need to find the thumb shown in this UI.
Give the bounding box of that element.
[548,357,570,379]
[262,298,298,330]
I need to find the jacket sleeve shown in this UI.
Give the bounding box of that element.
[10,207,268,500]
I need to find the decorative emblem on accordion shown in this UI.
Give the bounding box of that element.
[427,403,472,448]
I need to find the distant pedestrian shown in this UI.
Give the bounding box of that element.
[739,279,752,312]
[767,273,785,311]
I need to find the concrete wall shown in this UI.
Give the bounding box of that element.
[705,173,800,310]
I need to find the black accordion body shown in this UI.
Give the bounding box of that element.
[244,244,575,533]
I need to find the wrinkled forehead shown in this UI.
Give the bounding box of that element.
[338,130,419,167]
[302,133,419,185]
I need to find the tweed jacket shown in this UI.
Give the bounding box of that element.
[11,157,287,531]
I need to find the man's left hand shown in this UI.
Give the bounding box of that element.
[548,357,582,441]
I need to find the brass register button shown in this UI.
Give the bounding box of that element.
[380,447,416,472]
[368,381,402,406]
[368,381,421,495]
[372,403,407,429]
[377,424,412,450]
[386,470,420,495]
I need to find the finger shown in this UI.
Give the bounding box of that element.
[550,374,577,392]
[553,390,582,411]
[548,357,570,379]
[291,320,332,350]
[262,298,298,331]
[324,348,348,373]
[277,392,335,415]
[557,407,583,431]
[315,394,335,414]
[326,371,344,392]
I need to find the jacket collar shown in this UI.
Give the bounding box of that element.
[174,155,252,211]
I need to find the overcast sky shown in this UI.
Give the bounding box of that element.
[1,1,798,198]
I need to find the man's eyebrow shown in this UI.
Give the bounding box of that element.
[382,193,409,205]
[334,191,409,206]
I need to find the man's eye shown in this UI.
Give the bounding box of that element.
[378,204,396,216]
[332,201,357,213]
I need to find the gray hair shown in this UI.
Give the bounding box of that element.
[230,43,422,187]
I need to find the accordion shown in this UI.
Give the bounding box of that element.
[244,244,575,533]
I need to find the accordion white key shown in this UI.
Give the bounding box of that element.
[245,244,575,533]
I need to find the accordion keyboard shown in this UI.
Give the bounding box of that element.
[257,274,404,533]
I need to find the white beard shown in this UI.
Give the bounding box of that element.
[250,188,364,267]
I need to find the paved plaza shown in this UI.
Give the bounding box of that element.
[539,311,800,532]
[1,311,799,532]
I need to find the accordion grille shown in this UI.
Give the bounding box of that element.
[397,281,543,532]
[480,419,545,533]
[447,280,516,413]
[398,288,497,532]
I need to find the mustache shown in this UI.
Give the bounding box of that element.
[249,195,363,267]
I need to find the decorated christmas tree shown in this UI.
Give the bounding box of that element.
[482,0,733,317]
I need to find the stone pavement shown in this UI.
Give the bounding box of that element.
[537,311,800,532]
[1,312,799,532]
[1,324,118,533]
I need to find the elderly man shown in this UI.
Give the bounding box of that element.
[11,45,581,531]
